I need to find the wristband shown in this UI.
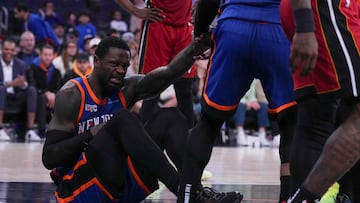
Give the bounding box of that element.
[294,8,315,33]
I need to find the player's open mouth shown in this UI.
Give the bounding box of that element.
[110,78,122,84]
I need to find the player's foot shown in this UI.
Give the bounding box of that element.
[287,187,320,203]
[336,193,351,203]
[193,187,243,203]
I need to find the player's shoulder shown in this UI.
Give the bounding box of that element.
[56,80,82,104]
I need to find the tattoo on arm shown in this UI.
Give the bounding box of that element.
[305,104,360,196]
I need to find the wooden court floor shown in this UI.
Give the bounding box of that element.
[0,141,281,203]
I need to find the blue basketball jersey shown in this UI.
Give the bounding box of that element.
[54,76,152,203]
[72,77,126,134]
[218,0,281,24]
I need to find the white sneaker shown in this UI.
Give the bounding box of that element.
[237,132,248,146]
[259,132,270,147]
[0,129,10,141]
[247,135,260,148]
[201,170,213,181]
[272,134,280,147]
[25,129,41,141]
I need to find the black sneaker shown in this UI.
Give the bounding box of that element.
[193,187,243,203]
[336,193,352,203]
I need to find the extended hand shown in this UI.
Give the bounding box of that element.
[135,7,164,22]
[193,32,213,60]
[290,32,318,76]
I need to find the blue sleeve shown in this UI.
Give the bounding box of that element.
[28,14,59,47]
[90,24,97,36]
[27,15,47,42]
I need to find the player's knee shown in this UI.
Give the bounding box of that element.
[105,109,142,131]
[167,107,187,123]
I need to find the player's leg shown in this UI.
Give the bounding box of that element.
[172,25,196,129]
[255,22,296,202]
[289,101,360,202]
[86,109,179,195]
[174,77,196,129]
[177,18,254,202]
[144,107,188,173]
[289,97,338,191]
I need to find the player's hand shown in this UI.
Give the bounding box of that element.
[134,7,164,22]
[193,32,213,60]
[289,32,318,76]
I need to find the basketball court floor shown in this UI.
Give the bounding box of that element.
[0,141,281,203]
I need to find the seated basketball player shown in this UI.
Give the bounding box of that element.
[42,36,243,202]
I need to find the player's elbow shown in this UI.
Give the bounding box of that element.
[42,153,54,170]
[42,147,57,169]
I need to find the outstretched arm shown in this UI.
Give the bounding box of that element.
[289,0,318,76]
[42,82,93,169]
[114,0,164,22]
[124,38,211,104]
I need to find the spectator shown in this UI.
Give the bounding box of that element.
[39,1,63,28]
[82,34,94,54]
[27,44,61,138]
[64,27,80,46]
[75,11,96,52]
[234,79,270,146]
[13,3,60,49]
[110,10,129,34]
[64,11,77,29]
[17,31,38,68]
[133,28,141,43]
[88,37,101,68]
[52,23,66,46]
[52,41,78,77]
[121,32,134,43]
[62,52,92,86]
[125,40,139,76]
[0,38,38,141]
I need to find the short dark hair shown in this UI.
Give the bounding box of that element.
[2,37,17,47]
[39,43,55,53]
[95,36,130,59]
[15,3,29,12]
[77,10,90,19]
[43,0,54,8]
[76,52,89,61]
